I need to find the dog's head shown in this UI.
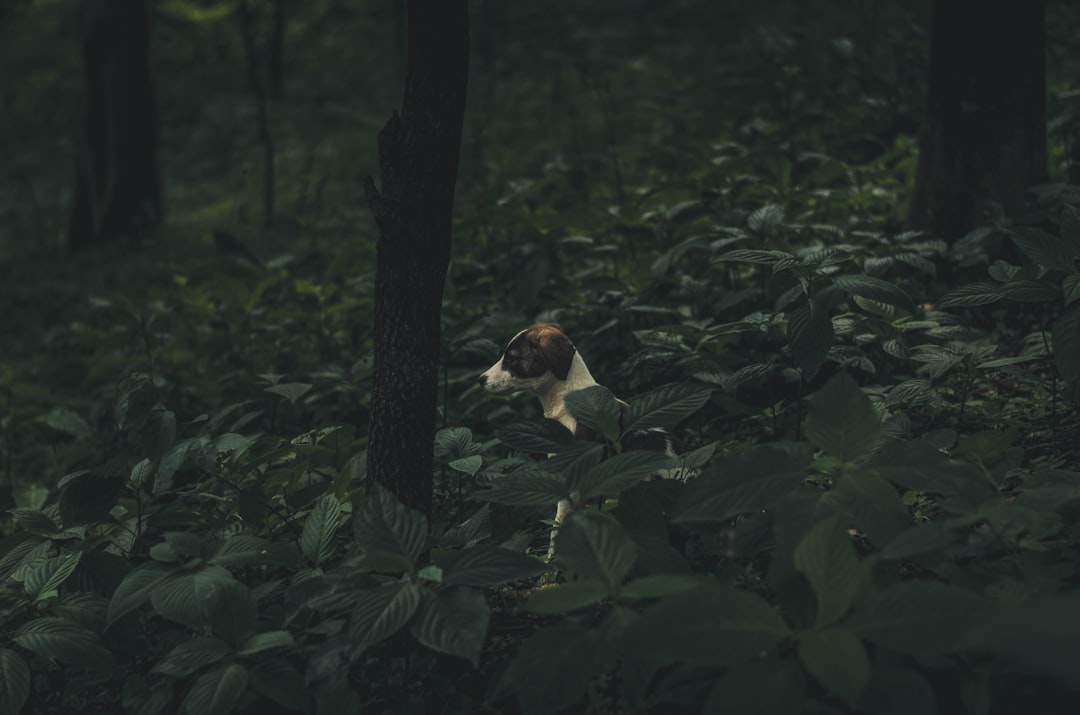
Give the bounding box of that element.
[478,323,577,395]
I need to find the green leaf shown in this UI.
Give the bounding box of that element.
[28,552,82,603]
[181,663,249,715]
[301,494,344,567]
[237,630,295,657]
[1063,274,1080,306]
[748,204,785,236]
[798,627,869,705]
[0,649,30,715]
[833,274,914,314]
[1010,226,1077,271]
[623,383,712,432]
[787,297,833,380]
[13,617,114,673]
[793,516,862,627]
[353,484,427,564]
[554,511,638,593]
[472,469,567,506]
[40,407,91,440]
[264,383,312,404]
[673,445,809,527]
[448,455,483,477]
[856,669,937,715]
[495,419,574,453]
[150,566,236,630]
[957,593,1080,687]
[208,535,280,568]
[409,587,489,666]
[8,508,58,535]
[152,637,231,677]
[143,407,177,462]
[824,470,910,546]
[574,451,674,500]
[1053,303,1080,384]
[620,573,700,600]
[442,547,545,587]
[848,581,990,654]
[525,579,609,613]
[501,625,594,715]
[204,580,257,645]
[106,560,175,629]
[937,282,1006,308]
[348,581,421,656]
[629,585,791,666]
[804,372,882,462]
[717,248,794,265]
[565,386,622,443]
[434,426,480,460]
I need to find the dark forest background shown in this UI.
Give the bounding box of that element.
[1,1,1080,713]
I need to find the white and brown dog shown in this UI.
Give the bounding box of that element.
[479,323,688,546]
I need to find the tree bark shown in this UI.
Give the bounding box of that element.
[906,0,1047,241]
[363,0,469,519]
[70,0,162,251]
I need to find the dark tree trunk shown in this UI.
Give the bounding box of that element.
[906,0,1047,241]
[363,0,469,519]
[70,0,162,251]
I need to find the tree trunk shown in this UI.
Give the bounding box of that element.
[70,0,162,251]
[906,0,1047,241]
[363,0,469,519]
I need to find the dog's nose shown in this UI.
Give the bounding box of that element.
[477,374,487,387]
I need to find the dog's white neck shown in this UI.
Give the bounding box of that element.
[538,352,598,433]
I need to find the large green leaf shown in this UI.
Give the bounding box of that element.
[151,637,231,677]
[524,579,610,614]
[106,560,176,629]
[0,649,30,715]
[26,552,82,603]
[823,470,910,546]
[495,419,574,454]
[804,372,882,462]
[957,593,1080,687]
[792,516,863,627]
[937,282,1007,307]
[442,546,545,587]
[787,297,833,380]
[301,494,345,567]
[500,624,594,715]
[565,386,622,443]
[833,274,914,314]
[849,581,990,654]
[798,627,869,705]
[673,445,809,527]
[353,484,427,563]
[1052,303,1080,384]
[409,587,489,666]
[573,451,674,500]
[623,383,712,432]
[472,469,567,506]
[348,581,422,656]
[553,511,638,593]
[237,630,295,657]
[204,580,257,645]
[150,566,236,630]
[629,585,791,666]
[13,617,114,674]
[1010,226,1077,272]
[181,663,249,715]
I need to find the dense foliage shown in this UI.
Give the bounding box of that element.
[2,1,1080,713]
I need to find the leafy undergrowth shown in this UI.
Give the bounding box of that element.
[3,2,1080,714]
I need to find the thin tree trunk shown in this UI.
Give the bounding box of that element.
[238,0,275,228]
[906,0,1047,241]
[363,0,469,519]
[70,0,162,250]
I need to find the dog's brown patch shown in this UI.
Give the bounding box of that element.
[503,323,577,380]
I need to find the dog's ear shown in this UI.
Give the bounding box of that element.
[537,330,576,380]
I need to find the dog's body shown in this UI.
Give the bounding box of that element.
[479,323,688,549]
